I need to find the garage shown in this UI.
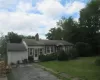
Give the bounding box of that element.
[7,43,28,64]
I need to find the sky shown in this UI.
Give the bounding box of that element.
[0,0,89,39]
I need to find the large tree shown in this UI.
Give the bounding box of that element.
[46,17,79,43]
[46,27,62,40]
[79,0,100,54]
[0,33,7,61]
[6,32,22,43]
[5,32,35,43]
[57,17,79,43]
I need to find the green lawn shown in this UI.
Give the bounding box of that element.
[40,57,100,80]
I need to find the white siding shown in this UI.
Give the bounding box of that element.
[7,51,28,64]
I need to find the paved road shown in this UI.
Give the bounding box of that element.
[10,64,59,80]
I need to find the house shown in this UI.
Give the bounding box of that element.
[7,34,73,64]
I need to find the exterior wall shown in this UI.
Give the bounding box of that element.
[28,46,45,61]
[7,51,28,64]
[28,46,45,55]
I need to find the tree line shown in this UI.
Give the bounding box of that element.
[46,0,100,55]
[0,32,35,58]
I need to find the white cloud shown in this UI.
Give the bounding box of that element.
[36,0,65,18]
[16,1,35,12]
[0,0,86,39]
[0,12,57,39]
[65,1,85,14]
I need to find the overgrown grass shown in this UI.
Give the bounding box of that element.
[40,57,100,80]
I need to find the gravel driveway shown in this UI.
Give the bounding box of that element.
[8,64,59,80]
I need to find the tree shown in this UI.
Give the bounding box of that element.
[6,32,22,43]
[0,33,7,62]
[79,0,100,54]
[46,17,79,43]
[46,0,100,55]
[46,27,63,40]
[5,32,35,43]
[57,17,80,43]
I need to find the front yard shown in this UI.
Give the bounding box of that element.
[40,57,100,80]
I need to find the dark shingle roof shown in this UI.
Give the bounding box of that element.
[23,39,73,46]
[7,43,27,51]
[23,39,44,46]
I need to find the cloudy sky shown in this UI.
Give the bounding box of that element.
[0,0,89,39]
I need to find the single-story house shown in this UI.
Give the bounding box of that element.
[7,34,73,64]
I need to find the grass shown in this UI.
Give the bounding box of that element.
[40,57,100,80]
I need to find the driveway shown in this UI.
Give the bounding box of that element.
[8,64,59,80]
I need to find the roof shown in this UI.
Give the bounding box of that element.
[23,39,73,46]
[7,43,27,51]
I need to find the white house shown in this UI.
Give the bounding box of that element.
[7,34,73,64]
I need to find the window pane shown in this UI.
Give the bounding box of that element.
[47,46,50,53]
[35,49,37,54]
[51,46,53,52]
[40,48,43,54]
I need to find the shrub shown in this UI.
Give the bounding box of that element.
[75,42,92,57]
[39,54,46,61]
[58,50,68,61]
[28,56,34,63]
[67,47,78,59]
[22,59,28,64]
[10,62,15,65]
[95,58,100,66]
[39,53,57,62]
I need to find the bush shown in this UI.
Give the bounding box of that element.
[95,58,100,66]
[67,47,78,59]
[39,54,46,61]
[28,56,34,63]
[39,53,57,62]
[75,42,92,57]
[22,59,28,64]
[10,62,15,65]
[58,50,68,61]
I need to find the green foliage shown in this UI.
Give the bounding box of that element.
[6,32,22,43]
[75,42,92,57]
[28,56,34,63]
[5,32,35,43]
[67,47,78,59]
[45,27,63,40]
[58,50,68,61]
[46,0,100,55]
[22,59,28,64]
[79,0,100,54]
[39,53,57,62]
[95,58,100,66]
[40,57,100,80]
[0,33,7,63]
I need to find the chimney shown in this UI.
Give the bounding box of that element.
[35,33,39,41]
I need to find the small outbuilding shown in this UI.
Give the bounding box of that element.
[7,43,28,64]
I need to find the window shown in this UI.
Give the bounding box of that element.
[51,46,53,52]
[35,49,38,57]
[40,48,43,54]
[47,46,50,53]
[35,49,37,54]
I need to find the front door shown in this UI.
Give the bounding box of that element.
[34,49,38,61]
